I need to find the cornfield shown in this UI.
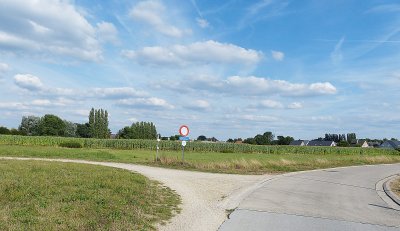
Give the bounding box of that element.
[0,135,398,155]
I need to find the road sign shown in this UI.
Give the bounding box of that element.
[179,125,190,137]
[179,136,190,141]
[181,141,187,147]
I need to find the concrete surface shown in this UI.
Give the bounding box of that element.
[220,164,400,231]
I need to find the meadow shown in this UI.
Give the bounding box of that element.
[0,160,180,230]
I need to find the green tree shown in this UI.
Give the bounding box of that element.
[88,108,110,139]
[76,123,91,138]
[18,116,41,135]
[63,120,77,137]
[38,114,66,136]
[0,126,10,134]
[277,136,294,145]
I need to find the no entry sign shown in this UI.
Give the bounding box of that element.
[179,125,190,137]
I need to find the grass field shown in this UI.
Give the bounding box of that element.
[0,160,180,230]
[390,177,400,198]
[0,144,399,174]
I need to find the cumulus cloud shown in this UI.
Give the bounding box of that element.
[0,0,102,61]
[185,99,210,111]
[122,40,263,66]
[96,21,118,44]
[288,102,303,109]
[271,50,284,61]
[14,74,44,91]
[14,74,147,100]
[196,18,209,28]
[129,0,186,37]
[160,75,337,97]
[116,97,174,109]
[259,99,284,109]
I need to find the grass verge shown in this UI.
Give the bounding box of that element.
[390,177,400,198]
[0,160,180,230]
[0,144,399,174]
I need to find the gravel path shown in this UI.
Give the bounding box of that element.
[0,157,271,231]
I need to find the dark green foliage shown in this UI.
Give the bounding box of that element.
[88,108,110,139]
[337,141,350,147]
[38,114,66,136]
[169,135,180,141]
[277,136,294,145]
[243,137,256,144]
[76,123,91,138]
[0,126,10,134]
[347,133,357,143]
[117,122,157,140]
[59,142,82,148]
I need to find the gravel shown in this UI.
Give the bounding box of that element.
[0,157,271,231]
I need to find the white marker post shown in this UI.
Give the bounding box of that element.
[156,134,160,162]
[179,125,190,162]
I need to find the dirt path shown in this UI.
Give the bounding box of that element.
[0,157,272,231]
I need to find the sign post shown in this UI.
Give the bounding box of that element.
[156,134,160,162]
[179,125,190,162]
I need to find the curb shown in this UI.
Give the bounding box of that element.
[383,175,400,206]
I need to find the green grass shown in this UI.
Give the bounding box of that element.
[0,160,181,230]
[0,144,399,174]
[390,177,400,198]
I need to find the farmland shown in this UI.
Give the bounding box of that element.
[0,135,399,174]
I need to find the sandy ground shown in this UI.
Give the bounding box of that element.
[0,157,272,231]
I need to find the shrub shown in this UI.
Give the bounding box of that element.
[59,142,82,148]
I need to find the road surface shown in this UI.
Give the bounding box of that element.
[219,164,400,231]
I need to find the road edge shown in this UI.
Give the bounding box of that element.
[383,175,400,206]
[376,174,400,210]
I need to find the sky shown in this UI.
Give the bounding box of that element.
[0,0,399,140]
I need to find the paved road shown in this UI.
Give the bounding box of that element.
[219,164,400,231]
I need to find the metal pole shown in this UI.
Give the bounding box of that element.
[182,145,184,162]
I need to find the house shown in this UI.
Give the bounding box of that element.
[307,140,336,147]
[351,139,369,148]
[380,140,400,149]
[289,140,309,146]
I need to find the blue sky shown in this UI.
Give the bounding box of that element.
[0,0,399,140]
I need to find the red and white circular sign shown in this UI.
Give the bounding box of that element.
[179,125,190,136]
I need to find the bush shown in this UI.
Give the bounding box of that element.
[59,142,82,148]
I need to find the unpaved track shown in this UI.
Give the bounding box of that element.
[0,157,270,231]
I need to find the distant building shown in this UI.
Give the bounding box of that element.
[350,139,369,148]
[289,140,309,146]
[307,140,336,147]
[380,140,400,149]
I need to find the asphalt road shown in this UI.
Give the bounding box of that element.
[219,164,400,231]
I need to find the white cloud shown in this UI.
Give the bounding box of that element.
[129,0,185,37]
[196,18,209,28]
[271,50,284,61]
[14,74,44,91]
[259,99,283,108]
[122,40,263,66]
[331,37,345,65]
[96,21,118,44]
[117,97,174,110]
[185,99,210,111]
[0,0,102,61]
[239,114,279,122]
[0,63,9,72]
[160,75,337,97]
[90,87,147,99]
[311,116,335,121]
[288,102,303,109]
[225,76,337,96]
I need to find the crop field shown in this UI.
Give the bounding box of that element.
[0,135,397,155]
[0,135,399,174]
[0,160,180,230]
